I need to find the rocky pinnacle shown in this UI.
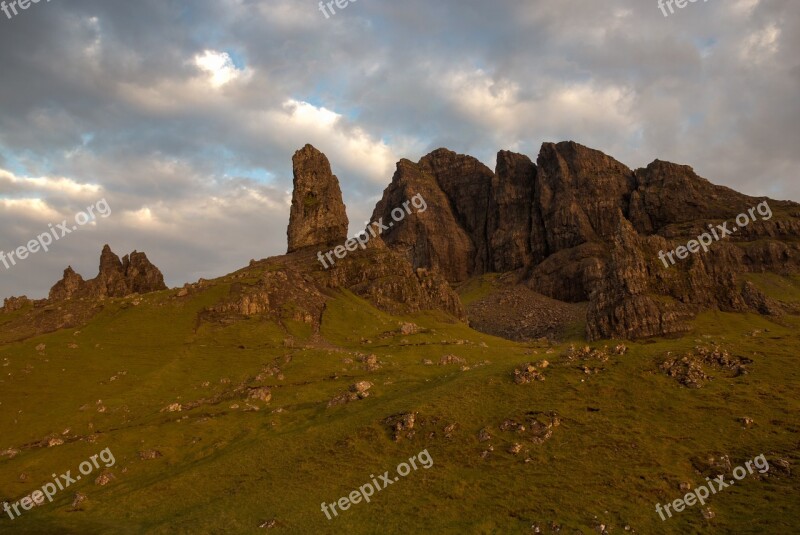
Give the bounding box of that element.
[287,144,349,253]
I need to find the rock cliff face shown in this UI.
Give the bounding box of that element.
[287,144,349,253]
[208,148,468,332]
[48,245,167,301]
[418,149,495,274]
[489,151,537,272]
[1,295,31,313]
[372,159,474,282]
[367,141,800,340]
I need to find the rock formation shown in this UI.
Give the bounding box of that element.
[287,144,349,253]
[48,245,167,301]
[372,159,474,282]
[1,296,31,313]
[368,141,800,340]
[49,267,87,302]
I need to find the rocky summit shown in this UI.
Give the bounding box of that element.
[49,245,167,301]
[372,141,800,340]
[287,144,349,253]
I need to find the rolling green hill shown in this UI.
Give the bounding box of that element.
[0,267,798,534]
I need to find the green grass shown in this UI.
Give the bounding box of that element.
[0,280,798,534]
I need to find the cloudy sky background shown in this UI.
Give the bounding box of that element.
[0,0,797,298]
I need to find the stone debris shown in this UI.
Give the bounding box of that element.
[162,403,183,413]
[328,382,373,407]
[439,354,466,366]
[138,450,163,460]
[70,492,87,511]
[384,412,418,441]
[513,363,546,384]
[661,346,751,388]
[94,472,115,486]
[248,387,272,403]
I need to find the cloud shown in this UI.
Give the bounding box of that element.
[193,50,246,88]
[0,0,797,298]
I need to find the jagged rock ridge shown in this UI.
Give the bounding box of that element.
[371,141,800,340]
[49,245,167,301]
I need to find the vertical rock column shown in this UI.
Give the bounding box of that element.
[287,144,349,253]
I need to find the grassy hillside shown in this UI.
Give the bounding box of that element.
[0,273,798,534]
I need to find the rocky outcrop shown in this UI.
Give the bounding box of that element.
[48,267,86,302]
[741,281,783,316]
[534,141,635,254]
[629,160,757,235]
[124,250,168,294]
[369,140,800,340]
[202,266,327,330]
[287,144,349,253]
[585,219,694,340]
[48,245,167,301]
[419,149,494,274]
[1,296,31,313]
[372,159,474,282]
[489,151,537,271]
[315,236,466,320]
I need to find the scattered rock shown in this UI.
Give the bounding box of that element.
[138,450,163,461]
[443,423,457,439]
[513,363,546,384]
[328,382,373,407]
[564,345,611,362]
[351,381,373,394]
[248,387,272,403]
[357,354,381,371]
[499,411,560,445]
[439,354,466,366]
[0,448,19,459]
[94,472,115,486]
[399,322,419,335]
[772,458,791,476]
[661,346,751,388]
[70,492,87,511]
[384,412,417,441]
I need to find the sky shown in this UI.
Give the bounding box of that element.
[0,0,797,298]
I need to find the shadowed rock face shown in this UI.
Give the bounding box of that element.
[367,141,800,340]
[418,148,495,274]
[629,160,756,235]
[489,151,537,272]
[534,141,635,255]
[287,144,349,253]
[372,159,474,282]
[48,245,167,301]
